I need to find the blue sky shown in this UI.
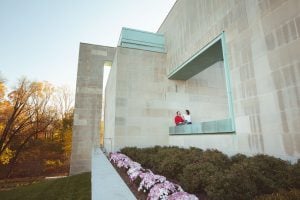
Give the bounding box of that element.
[0,0,176,89]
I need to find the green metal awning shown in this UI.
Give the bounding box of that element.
[168,40,223,80]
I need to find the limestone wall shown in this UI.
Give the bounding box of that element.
[70,43,115,175]
[104,52,118,153]
[80,0,300,163]
[159,0,300,160]
[104,43,230,152]
[105,47,169,151]
[185,61,229,122]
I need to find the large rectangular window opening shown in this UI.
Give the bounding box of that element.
[168,32,235,135]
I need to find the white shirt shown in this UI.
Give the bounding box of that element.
[183,114,191,123]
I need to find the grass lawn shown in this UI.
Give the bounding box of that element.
[0,172,91,200]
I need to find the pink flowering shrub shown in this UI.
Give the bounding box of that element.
[109,153,132,169]
[138,171,166,192]
[109,152,198,200]
[167,192,198,200]
[147,181,183,200]
[127,161,144,181]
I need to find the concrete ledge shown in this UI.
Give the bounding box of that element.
[92,148,136,200]
[169,118,235,135]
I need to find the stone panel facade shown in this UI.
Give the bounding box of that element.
[71,0,300,174]
[70,43,115,175]
[159,0,300,159]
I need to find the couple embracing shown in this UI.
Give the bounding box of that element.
[174,110,192,126]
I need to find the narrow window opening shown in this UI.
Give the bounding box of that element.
[100,61,112,145]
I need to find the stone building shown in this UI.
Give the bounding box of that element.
[70,0,300,175]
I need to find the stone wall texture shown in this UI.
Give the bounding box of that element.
[72,0,300,174]
[104,45,229,152]
[70,43,115,175]
[158,0,300,159]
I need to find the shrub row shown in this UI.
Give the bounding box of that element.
[254,189,300,200]
[120,146,300,200]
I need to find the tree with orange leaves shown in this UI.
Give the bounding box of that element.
[0,78,57,177]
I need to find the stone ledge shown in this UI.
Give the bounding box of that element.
[92,148,136,200]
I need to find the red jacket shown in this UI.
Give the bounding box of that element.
[175,115,184,125]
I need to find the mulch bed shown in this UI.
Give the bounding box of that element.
[111,162,147,200]
[111,161,208,200]
[110,160,208,200]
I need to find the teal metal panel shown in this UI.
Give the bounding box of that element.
[221,33,236,131]
[168,34,224,80]
[168,41,223,80]
[169,118,234,135]
[118,27,165,53]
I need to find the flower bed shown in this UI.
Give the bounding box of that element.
[110,152,198,200]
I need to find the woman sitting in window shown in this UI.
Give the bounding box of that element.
[183,109,192,124]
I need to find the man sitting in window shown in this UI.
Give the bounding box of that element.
[174,111,185,126]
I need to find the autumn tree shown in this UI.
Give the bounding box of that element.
[0,75,12,165]
[52,86,74,162]
[53,86,74,120]
[0,78,57,177]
